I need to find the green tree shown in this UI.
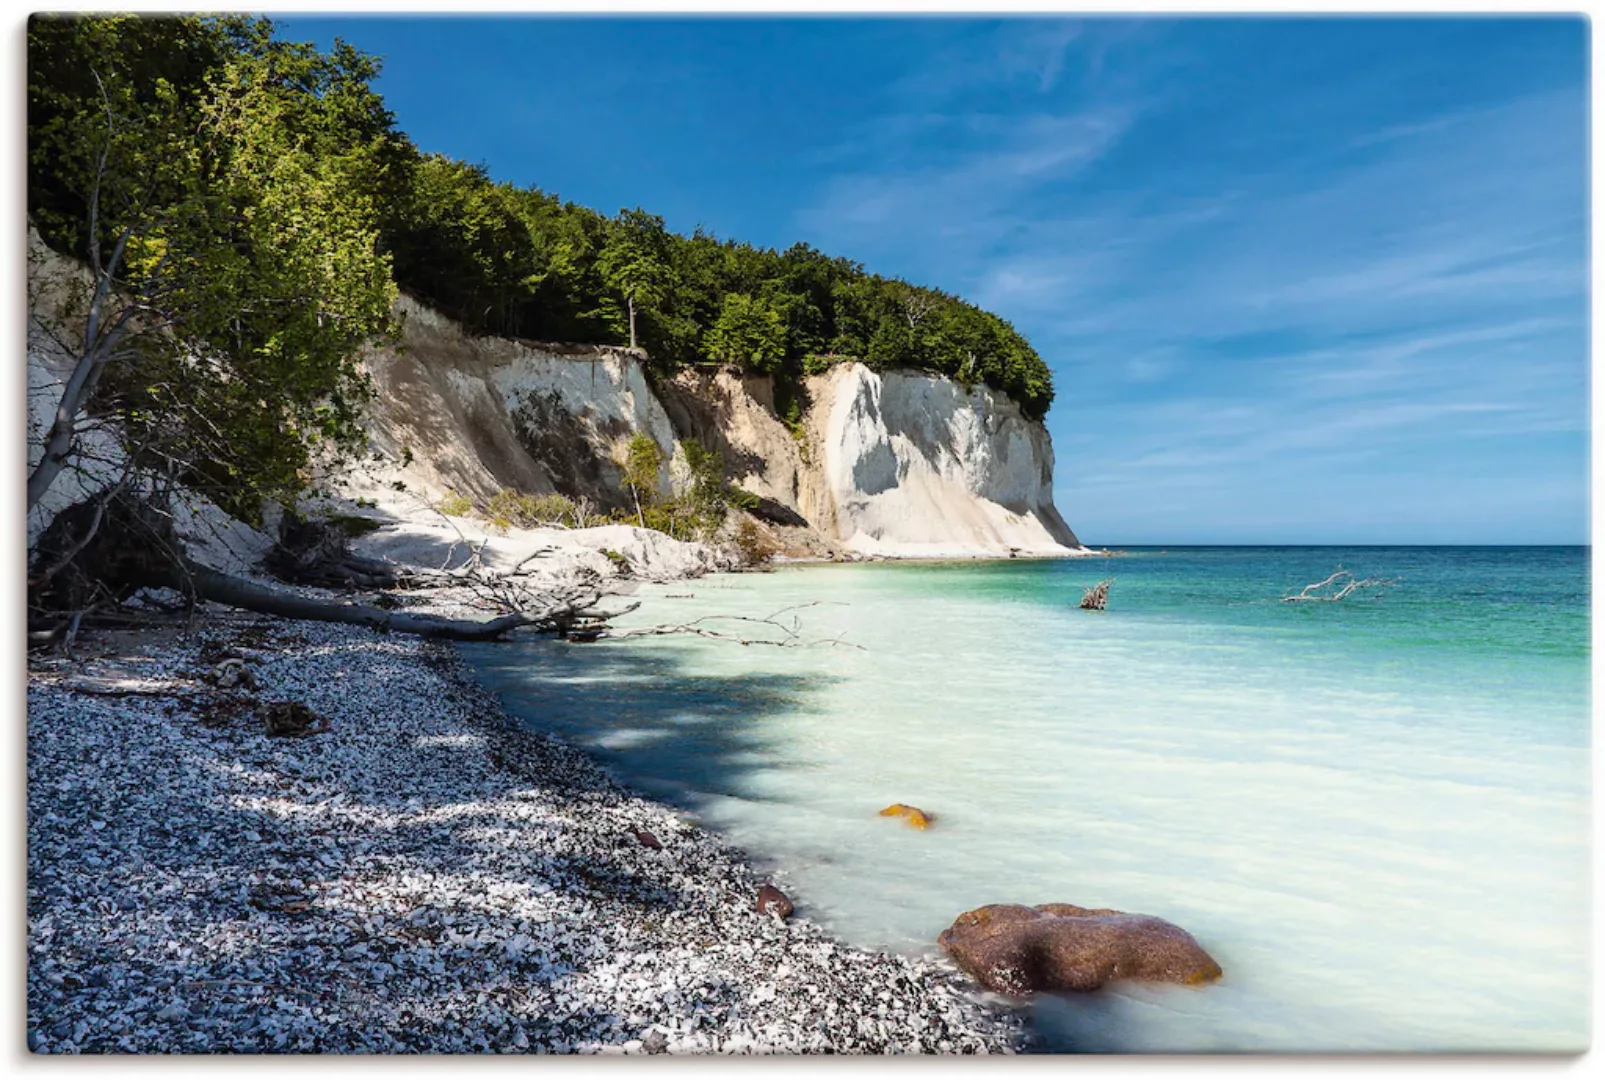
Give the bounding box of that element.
[27,14,399,521]
[618,431,662,527]
[703,292,787,374]
[866,318,916,372]
[680,437,727,518]
[597,208,672,350]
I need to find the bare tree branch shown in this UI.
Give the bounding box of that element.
[602,601,863,649]
[1282,568,1399,602]
[1080,579,1113,611]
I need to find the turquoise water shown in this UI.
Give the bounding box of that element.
[460,547,1591,1053]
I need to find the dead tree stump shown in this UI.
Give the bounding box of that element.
[1080,579,1114,611]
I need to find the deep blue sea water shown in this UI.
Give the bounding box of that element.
[461,546,1591,1052]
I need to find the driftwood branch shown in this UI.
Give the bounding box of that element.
[1282,568,1399,602]
[602,600,864,649]
[1080,579,1114,611]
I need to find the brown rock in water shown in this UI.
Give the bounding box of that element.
[938,903,1222,995]
[756,884,793,919]
[633,830,662,850]
[878,803,934,829]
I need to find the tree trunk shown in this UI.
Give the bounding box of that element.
[28,221,134,513]
[31,490,609,644]
[167,562,597,642]
[28,342,117,512]
[627,294,637,350]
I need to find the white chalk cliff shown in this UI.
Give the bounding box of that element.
[359,295,1084,559]
[800,365,1080,557]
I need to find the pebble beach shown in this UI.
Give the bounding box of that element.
[25,609,1025,1055]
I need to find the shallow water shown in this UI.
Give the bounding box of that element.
[460,547,1590,1052]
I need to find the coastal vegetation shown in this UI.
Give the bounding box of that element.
[386,174,1055,419]
[26,11,1069,646]
[27,13,398,525]
[468,436,747,544]
[27,13,1055,538]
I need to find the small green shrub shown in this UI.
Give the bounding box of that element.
[486,488,577,529]
[600,548,629,568]
[617,432,663,526]
[328,513,385,538]
[734,520,779,568]
[437,491,472,516]
[642,499,715,542]
[801,352,853,376]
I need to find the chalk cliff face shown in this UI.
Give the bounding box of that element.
[354,296,1084,557]
[801,365,1080,557]
[358,296,676,510]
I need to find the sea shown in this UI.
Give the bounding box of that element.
[458,546,1591,1053]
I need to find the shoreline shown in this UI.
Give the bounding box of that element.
[26,605,1028,1054]
[772,546,1111,566]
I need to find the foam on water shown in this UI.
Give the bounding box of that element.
[461,548,1589,1052]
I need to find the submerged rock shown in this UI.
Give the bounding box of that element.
[937,903,1221,995]
[878,804,934,829]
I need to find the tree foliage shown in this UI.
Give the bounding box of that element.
[617,431,662,527]
[704,293,787,374]
[596,208,672,349]
[347,90,1058,417]
[28,13,399,520]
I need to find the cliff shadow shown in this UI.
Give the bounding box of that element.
[653,374,772,485]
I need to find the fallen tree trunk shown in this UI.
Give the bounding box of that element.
[30,484,686,645]
[168,562,601,642]
[31,490,615,643]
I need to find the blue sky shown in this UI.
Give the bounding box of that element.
[284,15,1589,545]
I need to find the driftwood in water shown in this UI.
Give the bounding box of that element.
[1282,569,1398,603]
[604,601,864,649]
[1079,579,1114,611]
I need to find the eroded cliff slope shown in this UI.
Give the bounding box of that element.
[356,295,1084,558]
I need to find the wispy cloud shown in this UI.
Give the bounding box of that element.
[800,105,1134,238]
[883,18,1089,101]
[793,21,1587,542]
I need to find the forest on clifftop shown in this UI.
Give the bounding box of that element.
[29,13,1056,426]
